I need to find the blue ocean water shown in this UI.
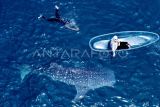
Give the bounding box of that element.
[0,0,160,107]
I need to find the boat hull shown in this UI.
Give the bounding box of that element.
[89,31,159,52]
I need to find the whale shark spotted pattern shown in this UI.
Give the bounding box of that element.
[46,63,116,100]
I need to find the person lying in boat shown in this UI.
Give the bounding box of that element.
[109,35,131,57]
[38,5,79,31]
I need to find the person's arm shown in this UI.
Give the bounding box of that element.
[55,5,60,19]
[112,50,116,57]
[117,40,120,46]
[111,42,117,57]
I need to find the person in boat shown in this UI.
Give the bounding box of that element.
[109,35,131,57]
[38,5,79,31]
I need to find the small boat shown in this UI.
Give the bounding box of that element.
[89,31,159,52]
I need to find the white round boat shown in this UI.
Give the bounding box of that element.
[89,31,159,52]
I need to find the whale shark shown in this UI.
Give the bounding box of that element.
[45,62,116,100]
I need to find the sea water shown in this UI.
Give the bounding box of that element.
[0,0,160,107]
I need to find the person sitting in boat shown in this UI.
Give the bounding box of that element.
[109,35,131,57]
[38,5,80,31]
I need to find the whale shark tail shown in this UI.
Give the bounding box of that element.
[73,85,90,101]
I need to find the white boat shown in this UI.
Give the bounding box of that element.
[89,31,159,52]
